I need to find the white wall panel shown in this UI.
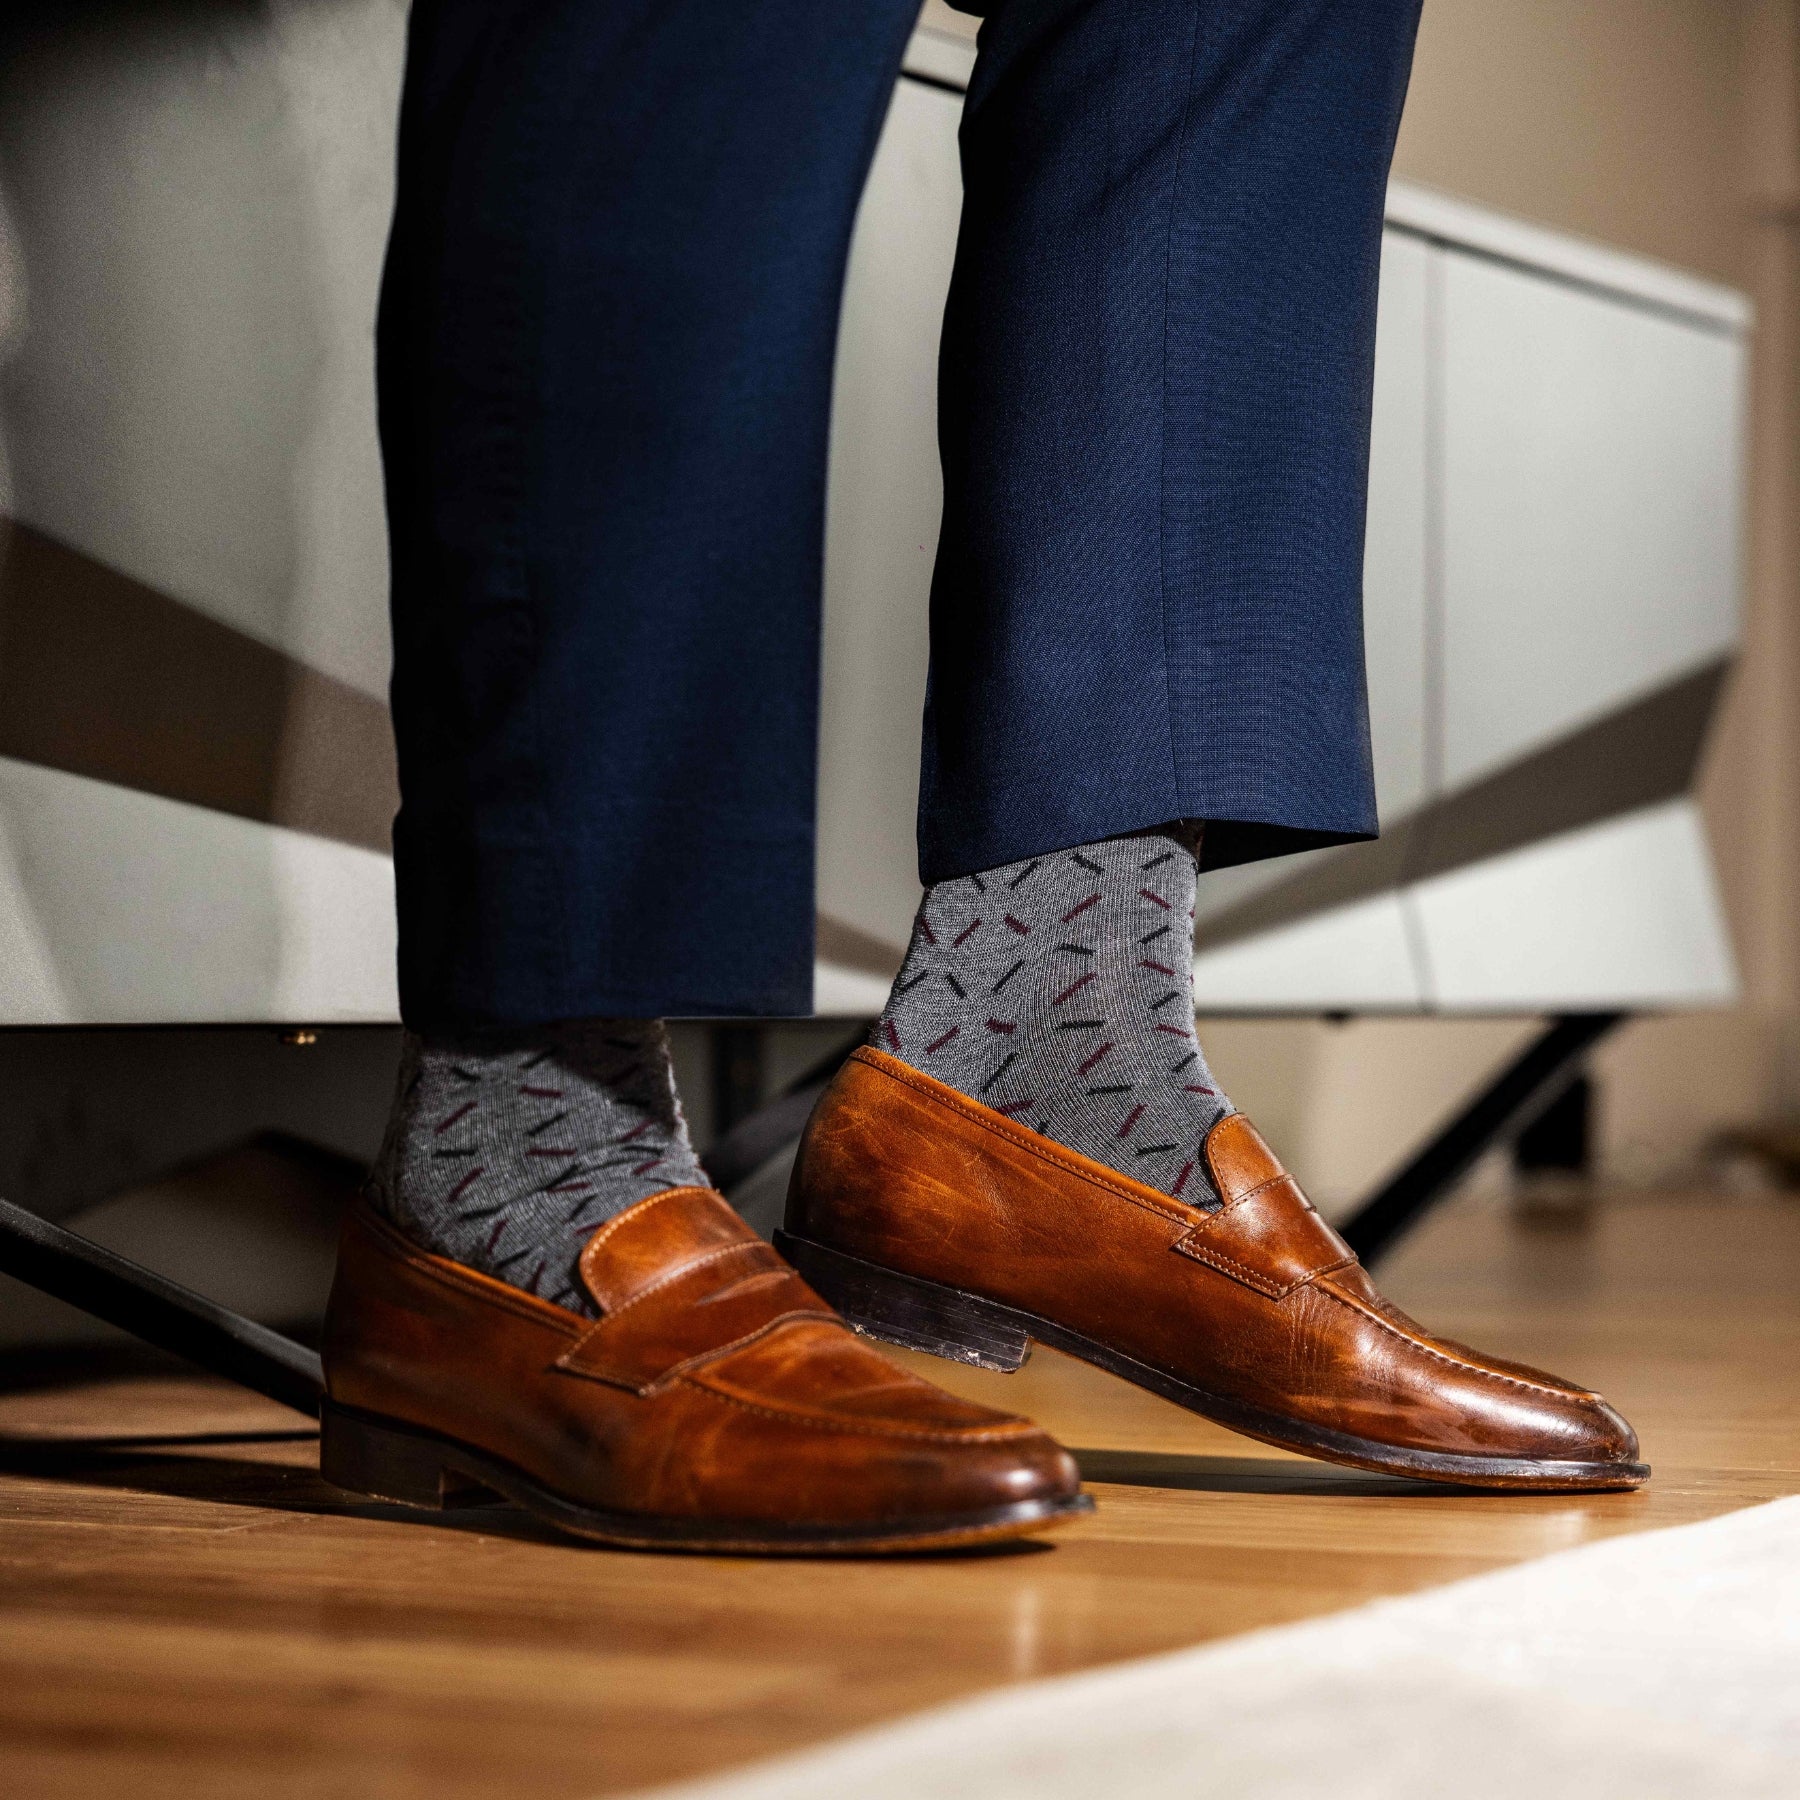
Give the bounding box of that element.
[1439,251,1744,788]
[1386,179,1750,330]
[1362,231,1431,820]
[0,757,397,1024]
[1191,893,1425,1012]
[815,77,964,957]
[1192,845,1333,927]
[0,808,70,1018]
[0,1,404,699]
[1410,799,1736,1010]
[813,963,895,1020]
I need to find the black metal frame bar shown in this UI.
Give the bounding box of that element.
[1337,1011,1625,1265]
[699,1030,862,1192]
[0,1194,323,1416]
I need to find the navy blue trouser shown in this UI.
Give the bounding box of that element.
[380,0,1422,1029]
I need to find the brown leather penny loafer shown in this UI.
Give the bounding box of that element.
[777,1047,1648,1493]
[320,1183,1090,1552]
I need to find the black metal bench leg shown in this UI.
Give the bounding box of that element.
[0,1195,324,1418]
[1337,1012,1626,1266]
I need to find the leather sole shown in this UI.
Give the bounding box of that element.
[319,1399,1094,1554]
[774,1231,1651,1494]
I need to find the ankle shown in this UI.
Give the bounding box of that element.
[371,1019,706,1311]
[877,831,1228,1204]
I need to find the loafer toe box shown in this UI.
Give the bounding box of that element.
[679,1318,1084,1526]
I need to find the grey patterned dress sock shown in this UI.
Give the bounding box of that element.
[367,1019,708,1315]
[875,829,1231,1209]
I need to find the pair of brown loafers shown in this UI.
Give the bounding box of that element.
[320,1046,1646,1553]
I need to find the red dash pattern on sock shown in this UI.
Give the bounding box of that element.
[1183,1084,1217,1095]
[1140,959,1176,976]
[1078,1041,1115,1075]
[519,1085,563,1099]
[1052,971,1097,1005]
[446,1166,485,1204]
[1117,1104,1146,1139]
[1004,914,1031,935]
[883,1020,901,1051]
[952,918,983,947]
[1154,1023,1190,1037]
[926,1026,960,1055]
[1172,1161,1194,1196]
[992,1098,1036,1116]
[1060,893,1101,924]
[433,1100,477,1134]
[1139,888,1171,909]
[985,1017,1016,1035]
[484,1216,508,1255]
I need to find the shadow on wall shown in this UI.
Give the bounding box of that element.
[0,0,406,1022]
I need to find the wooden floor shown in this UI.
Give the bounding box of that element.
[3,1188,1799,1799]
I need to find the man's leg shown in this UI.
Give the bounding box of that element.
[381,0,917,1029]
[371,0,921,1306]
[324,1,1085,1551]
[924,0,1412,875]
[895,0,1419,1203]
[788,0,1646,1494]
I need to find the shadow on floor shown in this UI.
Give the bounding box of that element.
[0,1428,1055,1559]
[1074,1446,1468,1498]
[0,1341,211,1393]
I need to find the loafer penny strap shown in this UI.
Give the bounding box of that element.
[1172,1113,1356,1300]
[558,1236,836,1393]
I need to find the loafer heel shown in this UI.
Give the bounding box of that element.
[320,1401,498,1511]
[774,1230,1031,1373]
